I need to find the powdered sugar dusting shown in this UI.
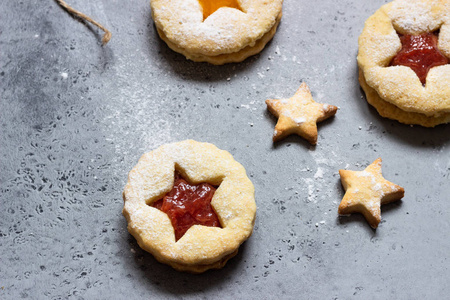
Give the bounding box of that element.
[303,178,316,203]
[152,0,283,55]
[373,183,385,196]
[359,0,450,115]
[123,140,256,271]
[389,0,442,34]
[294,117,306,124]
[314,167,324,179]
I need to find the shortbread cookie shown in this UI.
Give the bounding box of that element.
[150,0,283,64]
[357,0,450,126]
[338,158,405,229]
[359,69,450,127]
[265,83,338,145]
[123,140,256,273]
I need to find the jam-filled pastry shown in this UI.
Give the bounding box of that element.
[357,0,450,127]
[150,0,283,65]
[123,140,256,273]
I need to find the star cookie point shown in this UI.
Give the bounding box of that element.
[265,83,338,145]
[338,158,405,229]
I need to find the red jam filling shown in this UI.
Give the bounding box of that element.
[390,32,449,85]
[152,172,221,241]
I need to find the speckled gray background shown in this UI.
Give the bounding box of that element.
[1,0,449,299]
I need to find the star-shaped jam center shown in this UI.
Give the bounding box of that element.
[338,158,405,229]
[152,171,222,241]
[197,0,243,21]
[390,32,449,85]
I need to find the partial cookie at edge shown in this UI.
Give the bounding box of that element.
[359,69,450,127]
[357,0,450,117]
[150,0,283,64]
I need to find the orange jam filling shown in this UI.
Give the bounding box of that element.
[152,172,221,241]
[197,0,243,20]
[390,32,449,85]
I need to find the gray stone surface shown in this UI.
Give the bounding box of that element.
[1,0,449,299]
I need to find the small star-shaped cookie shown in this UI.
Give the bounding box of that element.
[338,158,405,229]
[265,82,338,145]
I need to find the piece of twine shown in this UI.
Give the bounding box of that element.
[55,0,111,45]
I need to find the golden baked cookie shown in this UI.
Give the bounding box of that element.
[150,0,283,65]
[265,83,338,145]
[122,140,256,273]
[357,0,450,126]
[359,69,450,127]
[338,158,405,229]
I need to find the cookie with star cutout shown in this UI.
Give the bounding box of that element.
[150,0,283,64]
[122,140,256,273]
[338,158,405,229]
[357,0,450,127]
[265,83,338,145]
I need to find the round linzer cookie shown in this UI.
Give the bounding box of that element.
[122,140,256,273]
[357,0,450,127]
[150,0,283,65]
